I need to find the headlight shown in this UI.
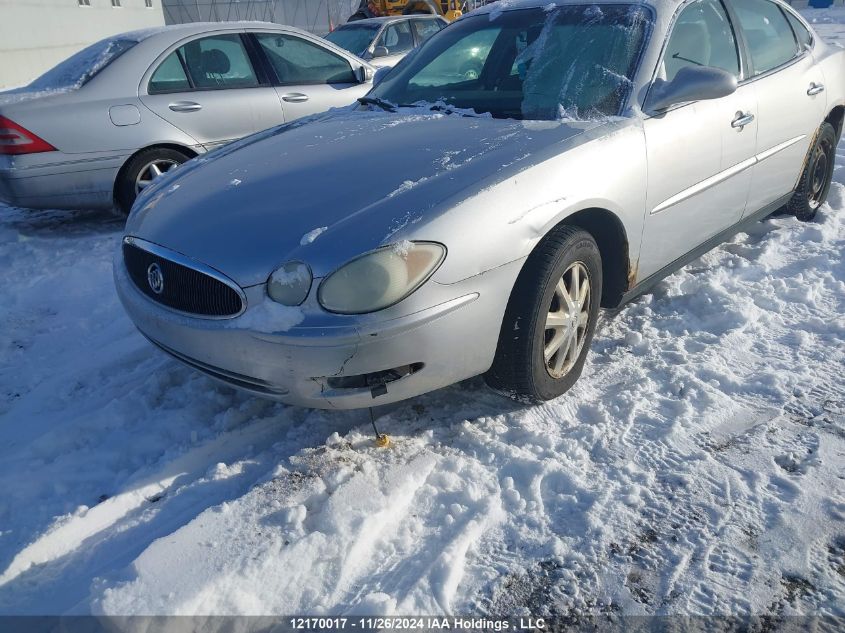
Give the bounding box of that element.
[267,261,312,306]
[318,242,446,314]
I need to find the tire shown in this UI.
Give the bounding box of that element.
[485,226,602,402]
[115,147,191,215]
[785,122,836,222]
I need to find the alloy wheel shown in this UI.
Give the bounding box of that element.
[135,159,179,195]
[543,261,591,379]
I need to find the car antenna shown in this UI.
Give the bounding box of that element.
[368,408,391,448]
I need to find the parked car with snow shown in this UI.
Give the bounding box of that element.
[325,15,447,67]
[116,0,845,409]
[0,23,375,213]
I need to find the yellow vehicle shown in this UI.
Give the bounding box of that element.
[350,0,463,22]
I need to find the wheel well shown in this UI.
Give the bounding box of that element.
[112,143,198,204]
[825,105,845,141]
[550,208,630,308]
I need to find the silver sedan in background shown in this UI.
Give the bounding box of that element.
[325,15,448,67]
[117,0,845,410]
[0,22,374,213]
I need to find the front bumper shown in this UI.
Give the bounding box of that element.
[114,254,522,409]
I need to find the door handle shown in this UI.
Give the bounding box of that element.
[807,83,825,96]
[168,101,202,112]
[282,93,309,103]
[731,112,755,129]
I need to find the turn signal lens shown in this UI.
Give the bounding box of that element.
[267,261,312,306]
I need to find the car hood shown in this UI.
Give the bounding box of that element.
[127,109,603,287]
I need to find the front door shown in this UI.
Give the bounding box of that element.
[639,0,758,279]
[140,32,285,149]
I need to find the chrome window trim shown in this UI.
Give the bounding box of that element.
[123,236,248,320]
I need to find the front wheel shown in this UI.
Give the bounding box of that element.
[786,122,836,222]
[485,226,602,402]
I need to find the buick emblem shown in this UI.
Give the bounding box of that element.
[147,262,164,295]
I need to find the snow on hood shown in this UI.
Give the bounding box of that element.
[127,109,600,287]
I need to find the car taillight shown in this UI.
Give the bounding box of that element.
[0,116,56,155]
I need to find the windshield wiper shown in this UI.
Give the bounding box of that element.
[357,96,396,112]
[427,103,482,117]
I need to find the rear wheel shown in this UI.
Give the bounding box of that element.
[786,122,836,222]
[116,147,191,215]
[485,226,602,402]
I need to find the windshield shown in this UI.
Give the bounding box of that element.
[325,23,380,56]
[370,4,653,120]
[24,36,140,93]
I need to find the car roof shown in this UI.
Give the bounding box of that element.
[344,15,443,26]
[135,20,310,43]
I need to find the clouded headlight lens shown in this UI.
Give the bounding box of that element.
[318,242,446,314]
[267,261,312,306]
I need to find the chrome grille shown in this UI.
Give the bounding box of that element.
[123,238,244,318]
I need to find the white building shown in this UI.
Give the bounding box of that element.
[161,0,359,35]
[0,0,165,89]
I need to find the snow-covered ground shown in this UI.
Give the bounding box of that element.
[1,12,845,619]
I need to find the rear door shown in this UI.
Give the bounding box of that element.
[140,32,285,149]
[251,32,369,121]
[639,0,758,279]
[728,0,826,215]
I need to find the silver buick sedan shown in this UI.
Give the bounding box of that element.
[116,0,845,409]
[0,23,374,213]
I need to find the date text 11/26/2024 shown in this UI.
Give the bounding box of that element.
[289,617,547,630]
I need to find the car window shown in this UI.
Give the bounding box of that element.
[26,36,139,92]
[733,0,799,75]
[372,5,652,121]
[176,34,259,90]
[413,18,444,44]
[662,0,739,83]
[324,23,380,57]
[149,51,190,93]
[256,33,356,85]
[377,21,415,54]
[784,9,812,50]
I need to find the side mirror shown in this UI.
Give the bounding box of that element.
[372,46,390,58]
[355,65,374,83]
[372,66,392,88]
[647,65,737,113]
